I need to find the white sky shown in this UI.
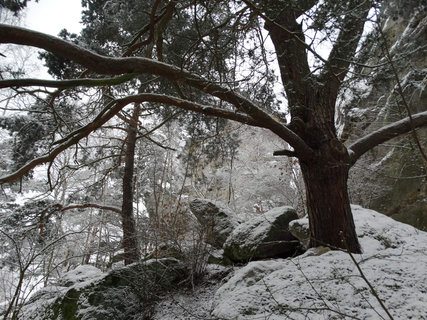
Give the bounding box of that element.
[2,0,83,79]
[25,0,82,35]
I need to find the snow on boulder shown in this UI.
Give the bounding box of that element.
[189,198,240,248]
[211,205,427,319]
[288,216,310,248]
[59,264,104,287]
[223,206,300,262]
[19,258,187,320]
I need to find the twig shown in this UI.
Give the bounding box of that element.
[343,237,394,320]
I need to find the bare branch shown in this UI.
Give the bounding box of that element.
[58,203,122,214]
[343,241,395,320]
[117,94,314,160]
[0,97,131,184]
[273,149,297,157]
[320,1,371,91]
[0,91,309,184]
[348,111,427,165]
[0,73,137,89]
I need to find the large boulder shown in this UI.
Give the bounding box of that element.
[189,199,240,248]
[223,206,300,262]
[211,205,427,320]
[19,258,187,320]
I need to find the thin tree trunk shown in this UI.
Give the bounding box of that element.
[121,104,141,265]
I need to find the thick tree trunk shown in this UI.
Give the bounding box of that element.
[300,160,361,253]
[263,2,371,254]
[121,105,141,265]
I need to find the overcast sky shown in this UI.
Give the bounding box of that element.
[25,0,82,35]
[5,0,83,79]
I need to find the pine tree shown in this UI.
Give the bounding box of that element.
[1,0,427,253]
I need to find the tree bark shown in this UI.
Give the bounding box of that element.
[121,104,141,265]
[264,4,370,253]
[300,160,361,253]
[297,87,361,253]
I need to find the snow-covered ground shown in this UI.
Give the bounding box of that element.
[152,205,427,319]
[4,205,426,319]
[153,265,228,320]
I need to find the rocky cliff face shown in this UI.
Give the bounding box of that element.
[338,0,427,230]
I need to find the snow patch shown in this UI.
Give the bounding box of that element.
[211,205,427,319]
[59,265,104,288]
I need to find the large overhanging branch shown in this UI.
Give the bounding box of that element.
[128,94,266,127]
[0,24,314,161]
[348,111,427,165]
[0,97,130,184]
[0,92,279,184]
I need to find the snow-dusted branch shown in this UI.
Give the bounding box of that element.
[348,111,427,165]
[0,73,138,89]
[0,97,129,184]
[58,203,122,214]
[320,2,371,90]
[344,245,395,320]
[128,93,265,127]
[0,24,314,160]
[0,91,298,184]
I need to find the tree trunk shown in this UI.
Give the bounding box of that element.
[263,3,371,254]
[121,104,141,265]
[300,159,361,253]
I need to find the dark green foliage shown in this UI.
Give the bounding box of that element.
[39,29,84,79]
[0,115,45,174]
[81,0,152,55]
[0,97,75,175]
[73,0,278,106]
[0,200,60,239]
[40,0,278,191]
[0,0,38,15]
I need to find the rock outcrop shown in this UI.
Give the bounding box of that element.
[19,258,187,320]
[339,0,427,230]
[288,217,310,248]
[211,205,427,320]
[189,198,240,248]
[223,206,300,262]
